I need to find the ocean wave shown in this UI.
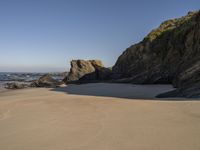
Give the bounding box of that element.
[0,72,65,89]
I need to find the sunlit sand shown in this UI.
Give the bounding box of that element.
[0,83,200,150]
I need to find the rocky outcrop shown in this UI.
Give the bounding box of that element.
[64,60,112,83]
[112,11,200,98]
[157,83,200,98]
[5,82,30,89]
[32,74,61,87]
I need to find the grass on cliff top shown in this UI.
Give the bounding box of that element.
[144,11,199,41]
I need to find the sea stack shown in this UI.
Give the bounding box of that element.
[63,60,112,83]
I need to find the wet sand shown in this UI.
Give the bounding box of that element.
[0,83,200,150]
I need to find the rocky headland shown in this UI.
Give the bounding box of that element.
[112,11,200,98]
[63,11,200,98]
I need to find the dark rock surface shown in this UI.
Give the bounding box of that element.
[63,60,112,83]
[5,82,30,89]
[112,11,200,98]
[157,83,200,98]
[32,74,61,87]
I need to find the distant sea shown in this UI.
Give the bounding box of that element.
[0,72,66,90]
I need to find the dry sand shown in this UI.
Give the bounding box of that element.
[0,83,200,150]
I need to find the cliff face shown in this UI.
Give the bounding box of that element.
[64,60,111,83]
[113,11,200,97]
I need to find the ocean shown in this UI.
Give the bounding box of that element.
[0,72,66,90]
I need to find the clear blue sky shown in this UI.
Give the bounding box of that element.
[0,0,199,72]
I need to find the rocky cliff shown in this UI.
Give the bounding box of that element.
[64,60,111,83]
[113,11,200,98]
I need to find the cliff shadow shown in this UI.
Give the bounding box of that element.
[50,83,191,100]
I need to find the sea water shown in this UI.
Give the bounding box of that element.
[0,72,65,90]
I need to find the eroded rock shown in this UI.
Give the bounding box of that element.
[112,11,200,98]
[64,60,111,83]
[32,74,61,87]
[5,82,29,89]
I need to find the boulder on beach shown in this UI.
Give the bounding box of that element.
[5,82,29,89]
[32,74,61,87]
[63,60,112,83]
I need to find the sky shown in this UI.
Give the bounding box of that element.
[0,0,199,72]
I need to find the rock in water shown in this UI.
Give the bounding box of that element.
[5,82,29,89]
[112,11,200,98]
[64,60,111,83]
[32,74,61,87]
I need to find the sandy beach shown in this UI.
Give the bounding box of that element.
[0,83,200,150]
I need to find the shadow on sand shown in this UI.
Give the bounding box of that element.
[50,83,195,101]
